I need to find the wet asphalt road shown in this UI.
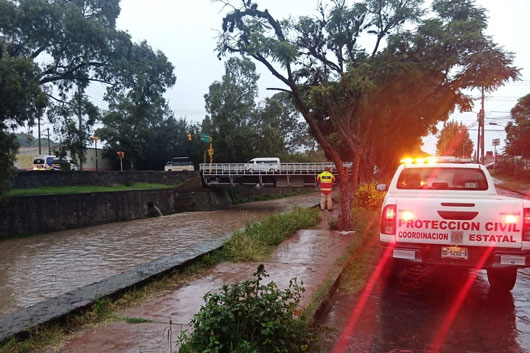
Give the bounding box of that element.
[321,264,530,353]
[320,187,530,353]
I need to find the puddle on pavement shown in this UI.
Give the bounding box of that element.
[0,193,318,316]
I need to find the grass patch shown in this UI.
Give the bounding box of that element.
[228,188,313,204]
[121,317,154,324]
[0,207,321,353]
[223,207,321,261]
[7,183,178,197]
[336,207,381,293]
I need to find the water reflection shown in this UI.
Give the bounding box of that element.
[0,193,318,316]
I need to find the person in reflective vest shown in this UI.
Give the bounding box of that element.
[317,167,335,211]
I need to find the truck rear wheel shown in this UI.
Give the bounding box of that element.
[487,268,517,291]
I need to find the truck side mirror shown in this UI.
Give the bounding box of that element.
[376,183,387,191]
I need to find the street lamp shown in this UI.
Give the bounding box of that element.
[90,136,99,172]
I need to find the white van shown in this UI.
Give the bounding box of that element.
[245,157,281,172]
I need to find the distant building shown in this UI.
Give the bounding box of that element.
[15,147,113,171]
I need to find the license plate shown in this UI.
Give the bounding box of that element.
[393,249,416,260]
[500,255,525,266]
[441,246,468,259]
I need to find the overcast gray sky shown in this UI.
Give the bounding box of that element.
[109,0,530,155]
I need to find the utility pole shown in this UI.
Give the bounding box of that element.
[47,128,51,155]
[38,116,42,155]
[480,87,485,164]
[476,87,485,164]
[476,111,481,163]
[77,84,83,171]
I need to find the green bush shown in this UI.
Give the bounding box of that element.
[177,265,308,353]
[354,181,385,210]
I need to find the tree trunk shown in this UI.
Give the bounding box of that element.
[351,150,361,190]
[337,165,354,230]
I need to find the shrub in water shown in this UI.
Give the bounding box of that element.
[177,265,307,353]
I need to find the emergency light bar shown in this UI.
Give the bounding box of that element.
[400,157,437,165]
[400,156,473,165]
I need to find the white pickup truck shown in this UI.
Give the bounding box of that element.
[378,159,530,290]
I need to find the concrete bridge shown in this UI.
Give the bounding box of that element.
[199,162,349,187]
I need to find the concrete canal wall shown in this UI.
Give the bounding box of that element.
[1,172,311,238]
[13,170,195,189]
[0,187,233,239]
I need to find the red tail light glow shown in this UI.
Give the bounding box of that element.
[523,208,530,241]
[381,205,397,235]
[503,214,517,224]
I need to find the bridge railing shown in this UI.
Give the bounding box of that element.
[199,162,350,176]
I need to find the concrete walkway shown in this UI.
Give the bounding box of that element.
[44,211,354,353]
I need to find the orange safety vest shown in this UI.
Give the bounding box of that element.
[317,171,335,194]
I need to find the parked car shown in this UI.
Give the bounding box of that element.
[33,155,57,170]
[164,157,194,171]
[47,157,77,171]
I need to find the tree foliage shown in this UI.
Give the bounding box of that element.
[0,0,176,172]
[505,94,530,158]
[217,0,519,229]
[0,52,47,200]
[0,0,124,88]
[436,121,473,158]
[48,87,100,168]
[202,57,314,162]
[96,40,177,170]
[203,57,260,162]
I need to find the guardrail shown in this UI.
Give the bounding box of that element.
[199,162,349,176]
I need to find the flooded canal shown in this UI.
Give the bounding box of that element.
[0,193,318,316]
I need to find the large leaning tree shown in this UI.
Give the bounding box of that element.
[217,0,519,229]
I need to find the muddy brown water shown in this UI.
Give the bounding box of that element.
[0,193,318,316]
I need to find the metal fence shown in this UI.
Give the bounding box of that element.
[199,162,350,176]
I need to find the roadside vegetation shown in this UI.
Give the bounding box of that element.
[336,207,381,294]
[178,265,308,353]
[7,183,178,197]
[492,173,530,193]
[0,207,321,353]
[227,187,313,205]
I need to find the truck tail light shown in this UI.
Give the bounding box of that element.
[523,208,530,241]
[381,204,397,235]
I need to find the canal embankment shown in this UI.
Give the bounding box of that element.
[1,171,312,238]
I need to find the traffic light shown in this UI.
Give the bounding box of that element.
[116,151,125,158]
[187,133,192,141]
